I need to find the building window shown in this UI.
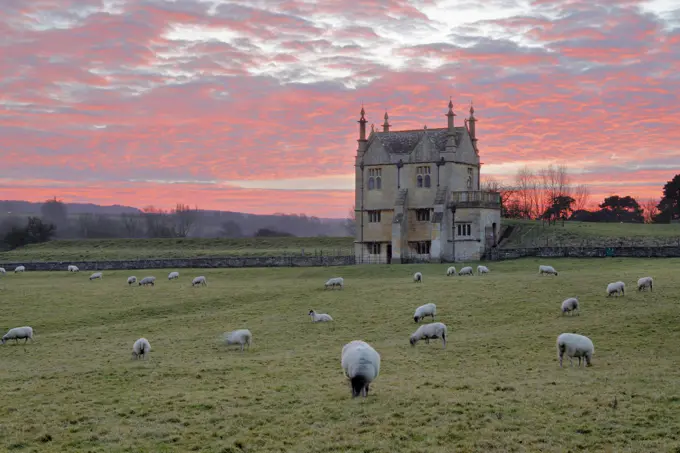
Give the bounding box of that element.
[368,210,381,223]
[368,243,381,254]
[416,166,431,188]
[410,241,431,254]
[416,209,431,222]
[456,223,472,237]
[368,168,382,191]
[466,167,473,189]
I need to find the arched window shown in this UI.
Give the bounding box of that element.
[424,175,431,188]
[466,175,472,189]
[417,175,423,188]
[368,177,375,190]
[376,176,382,189]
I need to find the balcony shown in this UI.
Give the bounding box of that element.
[449,191,501,209]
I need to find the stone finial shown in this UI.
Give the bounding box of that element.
[382,111,391,132]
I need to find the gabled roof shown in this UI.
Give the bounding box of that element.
[370,127,464,154]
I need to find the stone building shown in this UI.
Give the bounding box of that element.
[353,100,501,263]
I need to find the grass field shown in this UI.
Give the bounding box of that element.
[501,219,680,248]
[1,258,680,452]
[0,237,355,262]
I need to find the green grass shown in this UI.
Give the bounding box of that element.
[502,219,680,248]
[1,258,680,452]
[0,237,354,262]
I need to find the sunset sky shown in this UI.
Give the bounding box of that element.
[1,0,679,218]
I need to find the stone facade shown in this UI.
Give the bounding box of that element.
[354,102,502,263]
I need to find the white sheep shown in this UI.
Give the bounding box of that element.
[413,302,437,323]
[561,297,580,316]
[606,281,625,297]
[324,277,344,290]
[89,272,103,281]
[192,276,207,287]
[0,267,5,275]
[223,329,252,352]
[556,333,594,367]
[539,265,558,276]
[1,326,34,345]
[477,265,489,275]
[413,272,423,283]
[132,337,151,359]
[68,265,79,273]
[14,265,25,273]
[458,266,473,276]
[127,276,137,285]
[637,277,653,292]
[168,271,180,280]
[341,340,381,398]
[139,276,156,286]
[409,322,447,348]
[446,266,456,276]
[309,309,333,322]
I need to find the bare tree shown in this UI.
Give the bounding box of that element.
[481,177,518,218]
[538,164,571,216]
[514,166,540,218]
[172,203,199,237]
[641,198,660,224]
[343,204,356,237]
[121,213,144,238]
[142,206,174,238]
[572,184,591,212]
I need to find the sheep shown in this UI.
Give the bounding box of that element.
[127,276,137,285]
[14,265,25,273]
[132,338,151,359]
[68,265,79,273]
[341,340,381,398]
[0,267,5,275]
[539,265,558,276]
[139,276,156,286]
[309,309,333,322]
[458,266,473,276]
[413,302,437,323]
[409,322,447,348]
[89,272,103,281]
[1,326,34,345]
[561,297,580,316]
[637,276,653,292]
[413,272,423,283]
[223,329,252,352]
[324,277,344,290]
[192,276,207,287]
[446,266,456,276]
[477,265,489,275]
[606,281,625,297]
[556,333,594,367]
[168,271,180,280]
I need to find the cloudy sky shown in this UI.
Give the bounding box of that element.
[1,0,678,217]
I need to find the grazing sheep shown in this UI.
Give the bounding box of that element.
[341,340,381,398]
[413,302,437,323]
[477,265,489,275]
[409,322,447,348]
[561,297,580,316]
[446,266,456,276]
[68,265,79,273]
[539,265,558,276]
[14,265,25,273]
[413,272,423,283]
[132,338,151,359]
[89,272,103,281]
[0,267,5,275]
[324,277,344,290]
[458,266,473,276]
[139,276,156,286]
[606,281,625,297]
[127,276,137,285]
[308,309,333,322]
[223,329,252,352]
[168,271,180,280]
[1,326,34,345]
[556,333,594,367]
[192,276,207,287]
[637,277,653,292]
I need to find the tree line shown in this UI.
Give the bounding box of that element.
[483,167,680,225]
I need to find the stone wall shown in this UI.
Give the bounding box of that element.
[488,246,680,261]
[0,255,356,271]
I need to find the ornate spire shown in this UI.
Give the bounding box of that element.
[469,100,475,117]
[468,101,478,153]
[445,97,457,152]
[382,110,391,132]
[357,105,368,150]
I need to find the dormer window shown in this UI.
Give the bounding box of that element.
[416,166,431,188]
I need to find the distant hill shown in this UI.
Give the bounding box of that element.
[0,200,141,216]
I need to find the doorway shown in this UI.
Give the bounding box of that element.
[386,243,392,264]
